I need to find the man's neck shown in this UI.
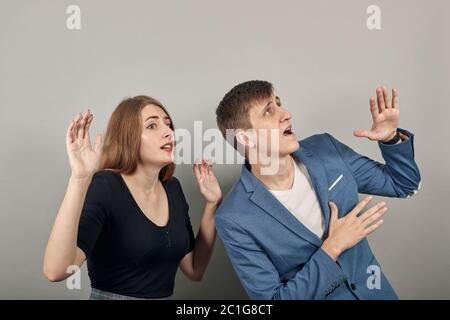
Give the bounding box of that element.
[251,154,295,191]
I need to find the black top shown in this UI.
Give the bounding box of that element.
[77,170,195,298]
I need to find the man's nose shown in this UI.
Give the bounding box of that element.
[280,107,292,122]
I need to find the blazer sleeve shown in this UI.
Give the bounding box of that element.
[216,215,348,300]
[326,128,421,198]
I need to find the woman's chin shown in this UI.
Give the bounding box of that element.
[164,152,175,164]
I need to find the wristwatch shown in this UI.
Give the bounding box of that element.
[383,130,401,144]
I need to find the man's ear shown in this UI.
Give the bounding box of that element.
[235,130,255,149]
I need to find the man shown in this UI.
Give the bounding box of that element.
[214,80,421,300]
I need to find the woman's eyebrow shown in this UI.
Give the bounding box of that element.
[144,115,171,122]
[144,115,159,122]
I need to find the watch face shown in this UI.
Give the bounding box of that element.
[387,132,400,144]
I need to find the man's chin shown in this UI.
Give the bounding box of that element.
[281,140,300,156]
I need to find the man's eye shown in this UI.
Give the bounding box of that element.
[147,123,157,129]
[276,101,281,107]
[264,107,272,115]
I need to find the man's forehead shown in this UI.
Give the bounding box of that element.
[249,94,279,110]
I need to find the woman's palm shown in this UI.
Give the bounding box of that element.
[66,111,103,178]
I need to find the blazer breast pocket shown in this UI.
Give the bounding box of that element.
[328,173,349,196]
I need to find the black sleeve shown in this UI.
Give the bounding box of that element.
[185,210,195,253]
[173,177,195,253]
[77,173,110,257]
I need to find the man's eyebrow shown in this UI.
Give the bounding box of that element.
[261,96,280,111]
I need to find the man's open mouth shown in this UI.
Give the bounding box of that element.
[283,126,294,136]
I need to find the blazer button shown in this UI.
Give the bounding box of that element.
[350,283,356,290]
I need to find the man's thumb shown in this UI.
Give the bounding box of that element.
[353,129,370,138]
[329,202,338,222]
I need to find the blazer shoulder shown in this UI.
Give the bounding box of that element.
[216,179,252,222]
[299,132,335,150]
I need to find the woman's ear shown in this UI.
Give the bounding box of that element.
[235,130,255,149]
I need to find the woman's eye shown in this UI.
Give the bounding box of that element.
[276,101,281,107]
[264,108,272,115]
[147,123,157,129]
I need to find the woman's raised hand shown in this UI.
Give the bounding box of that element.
[193,159,222,206]
[66,110,103,179]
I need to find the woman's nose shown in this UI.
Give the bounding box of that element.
[163,128,174,140]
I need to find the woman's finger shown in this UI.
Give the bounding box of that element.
[84,113,93,144]
[77,111,89,141]
[200,160,207,177]
[193,160,202,181]
[94,133,103,154]
[72,113,82,141]
[66,120,76,144]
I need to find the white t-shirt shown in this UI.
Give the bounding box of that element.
[269,158,325,239]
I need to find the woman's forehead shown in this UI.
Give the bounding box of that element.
[141,104,168,119]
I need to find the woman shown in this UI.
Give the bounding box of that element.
[43,95,222,299]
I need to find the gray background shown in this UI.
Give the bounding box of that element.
[0,0,448,299]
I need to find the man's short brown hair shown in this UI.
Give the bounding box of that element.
[216,80,274,149]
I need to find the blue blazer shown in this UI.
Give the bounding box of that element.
[215,129,421,300]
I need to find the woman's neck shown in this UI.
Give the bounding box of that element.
[121,163,161,196]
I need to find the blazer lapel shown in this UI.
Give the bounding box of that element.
[293,147,331,232]
[250,184,323,247]
[241,160,323,248]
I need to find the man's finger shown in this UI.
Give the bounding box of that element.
[369,96,378,120]
[364,219,384,236]
[362,207,388,228]
[382,86,391,108]
[329,202,338,222]
[392,88,399,109]
[354,129,370,139]
[350,196,373,218]
[359,201,386,222]
[376,87,385,112]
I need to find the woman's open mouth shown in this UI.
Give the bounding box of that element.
[160,142,174,153]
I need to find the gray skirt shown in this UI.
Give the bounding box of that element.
[89,288,172,300]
